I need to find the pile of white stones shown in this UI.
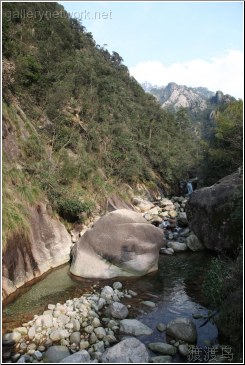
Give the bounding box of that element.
[2,283,148,363]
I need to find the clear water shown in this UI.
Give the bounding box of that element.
[2,252,218,362]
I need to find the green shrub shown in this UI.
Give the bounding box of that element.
[56,197,93,223]
[202,257,229,307]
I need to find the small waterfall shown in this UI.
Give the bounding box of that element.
[186,181,193,195]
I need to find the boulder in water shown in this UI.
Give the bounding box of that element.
[166,317,197,343]
[70,209,163,279]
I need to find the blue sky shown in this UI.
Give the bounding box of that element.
[60,1,244,98]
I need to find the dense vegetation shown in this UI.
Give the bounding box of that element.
[199,100,243,184]
[2,2,200,245]
[2,2,243,239]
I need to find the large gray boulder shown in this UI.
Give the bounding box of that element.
[70,209,163,278]
[186,172,242,254]
[166,317,197,343]
[101,337,150,363]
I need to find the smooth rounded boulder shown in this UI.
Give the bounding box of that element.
[166,317,197,343]
[70,209,163,278]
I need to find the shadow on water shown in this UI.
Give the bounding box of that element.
[2,251,218,362]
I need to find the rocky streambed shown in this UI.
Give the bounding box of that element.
[2,194,234,363]
[2,251,225,363]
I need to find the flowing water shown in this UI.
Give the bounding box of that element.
[2,251,218,362]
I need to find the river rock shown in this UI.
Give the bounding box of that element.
[70,332,80,345]
[156,323,166,332]
[151,355,173,363]
[169,210,177,218]
[108,302,129,319]
[166,317,197,343]
[42,314,53,328]
[148,342,177,355]
[50,329,69,341]
[94,327,106,339]
[70,209,163,278]
[80,340,90,350]
[13,327,28,336]
[131,197,154,212]
[178,344,190,357]
[160,248,174,255]
[160,199,173,207]
[17,355,26,363]
[32,350,43,361]
[178,212,188,227]
[112,282,122,290]
[120,319,153,336]
[11,353,21,362]
[92,317,101,328]
[2,332,22,344]
[186,172,242,254]
[59,350,91,363]
[101,286,114,300]
[98,298,106,310]
[141,301,156,308]
[167,241,187,252]
[93,341,105,353]
[2,202,72,300]
[186,234,204,251]
[101,337,149,363]
[44,346,70,363]
[57,314,70,325]
[84,325,94,334]
[28,327,36,340]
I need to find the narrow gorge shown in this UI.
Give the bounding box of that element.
[1,2,243,364]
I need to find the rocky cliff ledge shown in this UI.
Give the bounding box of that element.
[2,203,72,300]
[186,172,242,255]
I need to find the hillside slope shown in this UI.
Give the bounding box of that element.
[2,2,201,251]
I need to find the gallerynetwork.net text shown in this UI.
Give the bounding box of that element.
[3,9,112,22]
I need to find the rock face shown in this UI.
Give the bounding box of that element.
[101,338,150,363]
[143,82,214,113]
[186,172,242,254]
[70,209,163,278]
[2,203,72,300]
[106,195,135,212]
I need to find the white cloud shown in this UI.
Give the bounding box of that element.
[129,50,244,99]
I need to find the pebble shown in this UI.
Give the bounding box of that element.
[141,300,156,308]
[156,323,166,332]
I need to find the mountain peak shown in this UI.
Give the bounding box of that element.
[141,82,235,113]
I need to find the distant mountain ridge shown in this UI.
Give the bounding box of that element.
[141,82,235,113]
